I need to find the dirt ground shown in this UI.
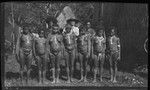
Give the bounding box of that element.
[4,54,148,87]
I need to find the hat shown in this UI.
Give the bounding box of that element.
[45,16,57,24]
[66,18,79,24]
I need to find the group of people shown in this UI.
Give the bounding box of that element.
[16,17,121,85]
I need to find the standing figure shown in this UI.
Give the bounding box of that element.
[63,26,76,83]
[17,23,34,85]
[34,30,48,84]
[63,18,80,36]
[92,29,106,82]
[86,22,96,37]
[30,23,39,38]
[47,24,63,83]
[108,27,121,83]
[45,16,57,38]
[63,19,80,62]
[77,28,91,82]
[86,22,96,73]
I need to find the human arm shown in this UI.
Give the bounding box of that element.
[117,38,121,60]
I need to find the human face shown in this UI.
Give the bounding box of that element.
[80,29,85,35]
[39,31,44,38]
[49,21,53,27]
[23,26,29,34]
[111,29,115,36]
[65,27,71,33]
[71,21,75,26]
[29,26,34,33]
[53,26,59,34]
[75,22,81,27]
[98,30,103,37]
[66,23,72,28]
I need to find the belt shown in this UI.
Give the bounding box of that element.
[22,48,32,55]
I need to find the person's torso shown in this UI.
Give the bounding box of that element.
[49,34,62,52]
[93,36,105,53]
[109,36,119,52]
[88,28,95,36]
[77,34,90,54]
[35,37,46,54]
[63,32,75,51]
[20,33,33,49]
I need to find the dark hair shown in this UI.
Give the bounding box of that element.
[110,26,117,31]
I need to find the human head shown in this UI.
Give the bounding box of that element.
[70,21,75,26]
[99,20,104,27]
[110,26,116,36]
[75,21,81,27]
[67,19,77,26]
[98,29,103,37]
[45,16,57,28]
[23,23,29,34]
[80,26,86,35]
[52,24,59,34]
[29,25,34,33]
[65,26,72,34]
[87,22,91,28]
[48,21,53,27]
[38,30,44,38]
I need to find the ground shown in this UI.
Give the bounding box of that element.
[4,54,148,87]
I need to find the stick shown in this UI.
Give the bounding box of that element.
[11,2,15,54]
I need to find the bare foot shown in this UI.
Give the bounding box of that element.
[99,78,103,82]
[67,80,71,83]
[92,79,97,83]
[109,78,113,82]
[83,79,88,82]
[43,79,49,84]
[112,80,117,83]
[51,80,55,84]
[39,81,42,85]
[56,79,60,83]
[78,77,83,82]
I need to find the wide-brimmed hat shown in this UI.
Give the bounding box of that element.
[66,18,80,24]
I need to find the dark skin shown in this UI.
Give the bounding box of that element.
[109,28,120,83]
[63,26,76,83]
[92,29,106,82]
[47,21,54,34]
[19,26,34,85]
[77,29,91,82]
[46,26,63,83]
[110,29,115,36]
[34,30,48,84]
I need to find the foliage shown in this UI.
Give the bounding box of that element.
[4,2,96,29]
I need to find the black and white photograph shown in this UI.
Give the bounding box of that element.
[1,1,148,88]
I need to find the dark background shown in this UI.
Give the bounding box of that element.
[103,3,148,71]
